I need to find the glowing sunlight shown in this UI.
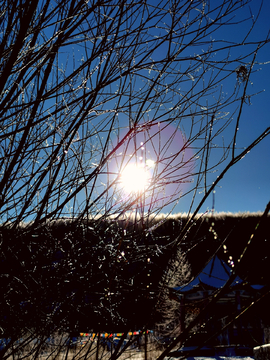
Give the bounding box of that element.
[120,164,151,193]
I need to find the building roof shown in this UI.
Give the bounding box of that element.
[178,256,263,293]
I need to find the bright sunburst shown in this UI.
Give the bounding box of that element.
[120,164,150,193]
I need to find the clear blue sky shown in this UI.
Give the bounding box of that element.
[173,0,270,215]
[37,1,270,217]
[4,0,269,221]
[34,0,270,217]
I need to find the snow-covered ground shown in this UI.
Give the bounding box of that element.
[177,357,254,360]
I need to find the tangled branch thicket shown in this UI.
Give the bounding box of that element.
[0,0,269,359]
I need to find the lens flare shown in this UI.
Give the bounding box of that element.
[120,164,150,193]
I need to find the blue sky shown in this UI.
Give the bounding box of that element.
[110,0,270,217]
[2,0,269,223]
[173,0,270,215]
[215,0,270,214]
[31,0,270,218]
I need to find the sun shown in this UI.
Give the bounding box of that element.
[120,164,150,193]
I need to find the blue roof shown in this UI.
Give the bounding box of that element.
[177,256,243,292]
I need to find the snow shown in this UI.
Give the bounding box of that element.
[177,357,254,360]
